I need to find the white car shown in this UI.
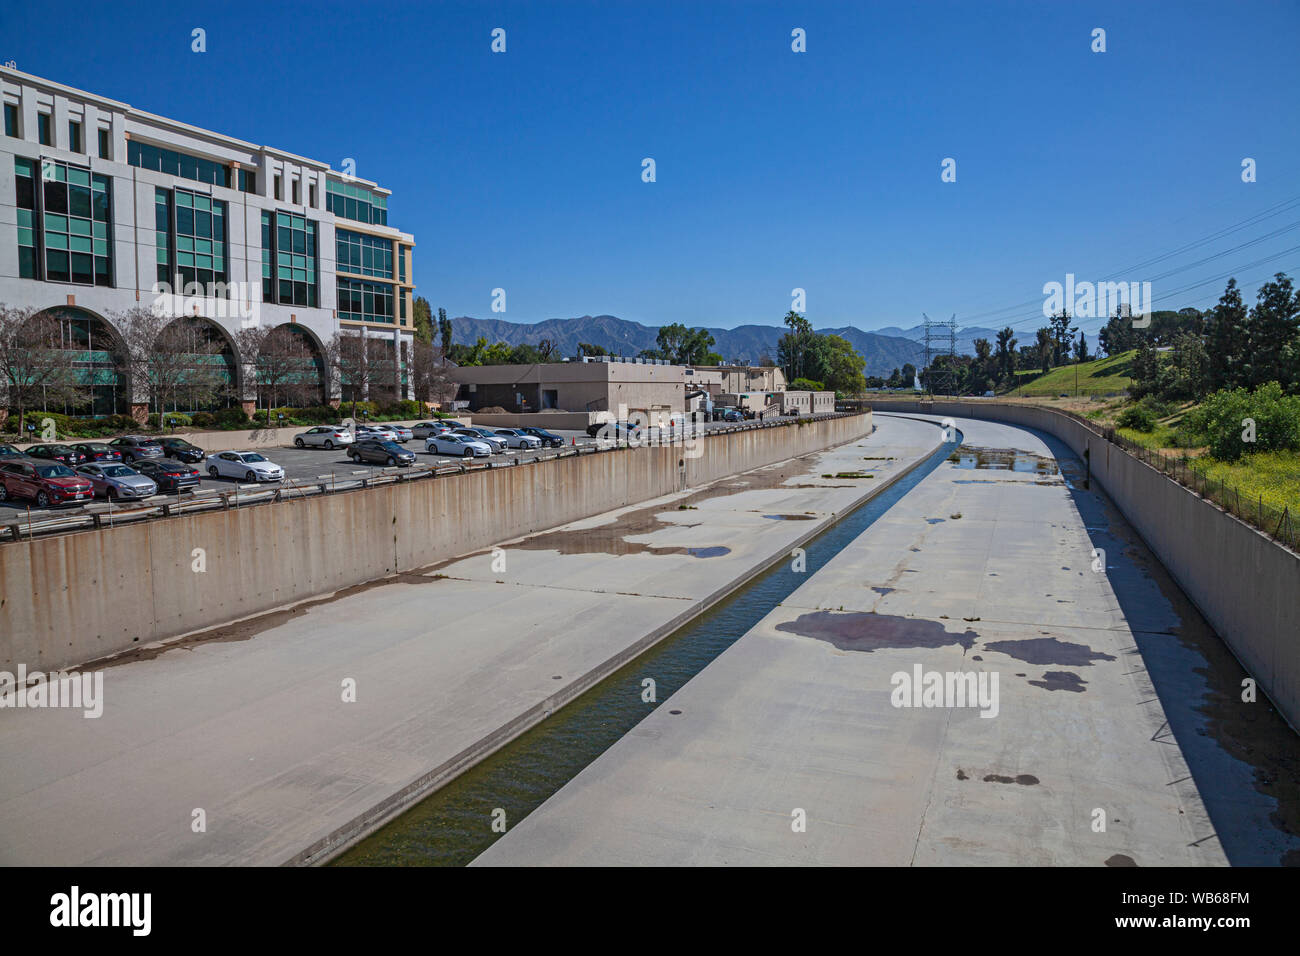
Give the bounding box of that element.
[207,451,285,483]
[426,433,491,457]
[492,428,543,450]
[354,424,395,441]
[452,427,506,453]
[294,426,354,449]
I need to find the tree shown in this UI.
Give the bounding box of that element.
[777,311,815,383]
[651,323,717,365]
[118,307,230,413]
[1245,273,1299,389]
[1205,279,1250,391]
[1074,332,1090,363]
[237,325,322,411]
[577,342,607,357]
[1048,311,1077,366]
[437,308,452,356]
[995,327,1017,383]
[412,296,433,346]
[0,306,88,435]
[1035,327,1053,374]
[810,334,866,394]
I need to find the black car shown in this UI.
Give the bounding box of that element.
[133,458,201,492]
[159,437,206,463]
[348,439,416,467]
[0,442,27,460]
[72,442,123,463]
[520,426,564,447]
[23,443,87,466]
[586,421,642,439]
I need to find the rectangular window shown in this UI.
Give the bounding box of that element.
[14,157,39,278]
[326,179,388,225]
[155,187,172,287]
[38,112,52,146]
[309,183,317,207]
[399,244,408,283]
[36,160,113,286]
[272,211,317,307]
[68,120,82,153]
[3,104,17,138]
[166,187,228,294]
[127,140,231,188]
[98,128,110,160]
[336,229,394,279]
[238,168,256,193]
[274,175,282,201]
[291,179,300,204]
[336,277,393,323]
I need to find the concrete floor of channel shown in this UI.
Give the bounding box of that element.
[475,414,1300,867]
[0,414,938,865]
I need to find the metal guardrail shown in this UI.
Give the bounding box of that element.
[0,411,861,542]
[870,399,1297,553]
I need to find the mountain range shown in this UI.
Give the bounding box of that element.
[448,314,969,377]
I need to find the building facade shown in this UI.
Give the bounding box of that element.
[450,357,686,419]
[0,67,417,419]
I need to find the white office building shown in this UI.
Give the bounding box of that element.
[0,66,417,419]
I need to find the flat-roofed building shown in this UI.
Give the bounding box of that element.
[0,66,417,419]
[450,357,686,421]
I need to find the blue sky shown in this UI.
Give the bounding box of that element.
[5,0,1298,338]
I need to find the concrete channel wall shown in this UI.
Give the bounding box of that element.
[872,399,1300,730]
[0,412,871,671]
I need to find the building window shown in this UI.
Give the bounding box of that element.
[39,160,113,286]
[98,128,110,160]
[238,167,256,193]
[68,120,82,153]
[14,157,39,278]
[309,182,317,207]
[273,211,317,307]
[260,210,274,303]
[291,178,300,205]
[399,244,408,283]
[155,187,172,287]
[38,112,52,146]
[336,229,393,279]
[154,186,227,294]
[326,179,387,226]
[337,277,393,324]
[273,174,282,201]
[399,293,407,320]
[3,104,17,138]
[128,140,232,188]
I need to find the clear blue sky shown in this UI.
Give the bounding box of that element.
[5,0,1298,339]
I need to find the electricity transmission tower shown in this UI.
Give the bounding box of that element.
[921,313,958,395]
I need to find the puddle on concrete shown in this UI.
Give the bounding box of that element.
[775,611,977,653]
[925,518,946,525]
[686,547,730,558]
[762,514,816,521]
[1028,671,1088,692]
[983,773,1040,786]
[982,637,1117,666]
[1105,854,1138,867]
[949,445,1060,475]
[870,586,896,595]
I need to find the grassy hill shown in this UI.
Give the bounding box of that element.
[1003,351,1136,397]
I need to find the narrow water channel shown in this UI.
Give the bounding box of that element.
[331,431,959,866]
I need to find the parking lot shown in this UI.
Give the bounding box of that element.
[0,415,818,523]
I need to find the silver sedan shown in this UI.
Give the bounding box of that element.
[76,463,158,500]
[492,428,543,450]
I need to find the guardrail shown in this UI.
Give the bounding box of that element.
[1,411,856,542]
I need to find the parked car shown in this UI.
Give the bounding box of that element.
[382,424,413,443]
[206,451,284,483]
[452,427,506,452]
[410,421,454,439]
[135,458,202,492]
[354,424,396,441]
[519,426,564,447]
[294,426,354,449]
[436,420,468,431]
[22,443,87,466]
[76,462,158,500]
[348,439,416,467]
[0,459,94,507]
[158,437,206,463]
[492,428,543,450]
[0,443,23,460]
[71,442,123,463]
[720,408,745,422]
[109,435,165,462]
[426,433,491,457]
[586,420,642,439]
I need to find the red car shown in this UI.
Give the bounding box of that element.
[0,459,94,507]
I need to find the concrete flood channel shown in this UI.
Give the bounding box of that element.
[330,431,962,865]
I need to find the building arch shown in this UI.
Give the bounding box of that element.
[149,315,242,413]
[252,322,329,409]
[29,305,131,417]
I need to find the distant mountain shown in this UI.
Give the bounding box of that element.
[874,324,1000,357]
[448,314,924,377]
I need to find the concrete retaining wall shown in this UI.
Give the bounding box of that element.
[0,412,871,671]
[872,399,1300,730]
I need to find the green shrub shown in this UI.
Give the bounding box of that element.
[190,411,215,429]
[1116,404,1158,432]
[151,412,193,430]
[214,406,250,429]
[1195,382,1300,460]
[378,399,421,419]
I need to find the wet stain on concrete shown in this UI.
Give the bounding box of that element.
[687,546,730,558]
[1029,671,1088,692]
[983,637,1116,667]
[983,773,1040,786]
[956,769,969,780]
[775,611,977,653]
[1105,854,1138,867]
[926,518,946,525]
[870,586,896,595]
[762,514,816,521]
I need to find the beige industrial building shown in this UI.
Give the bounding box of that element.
[450,357,685,420]
[685,364,786,395]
